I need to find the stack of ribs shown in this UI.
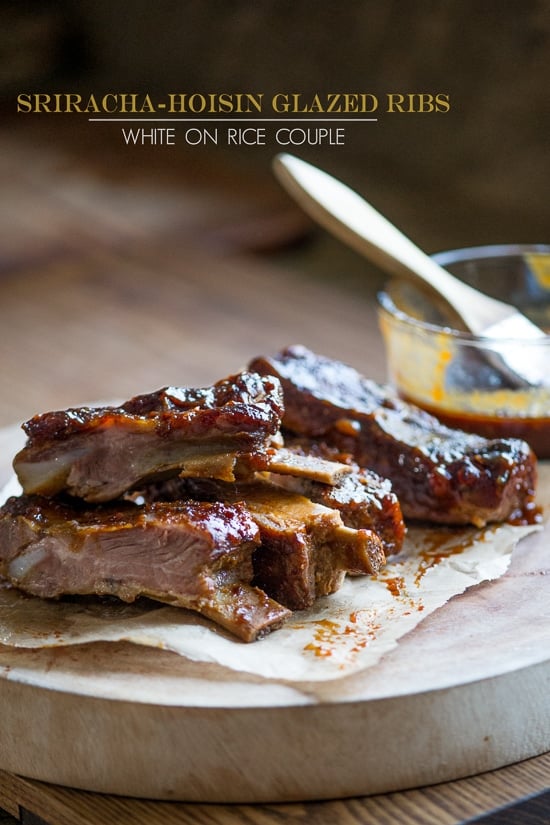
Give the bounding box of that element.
[0,368,398,641]
[0,347,537,642]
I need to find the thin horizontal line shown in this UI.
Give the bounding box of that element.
[88,117,378,122]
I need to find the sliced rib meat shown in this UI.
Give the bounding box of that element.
[145,477,386,611]
[13,371,283,503]
[0,494,290,641]
[249,346,538,527]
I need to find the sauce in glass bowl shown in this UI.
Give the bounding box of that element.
[377,245,550,459]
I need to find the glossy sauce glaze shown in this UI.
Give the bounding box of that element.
[400,393,550,460]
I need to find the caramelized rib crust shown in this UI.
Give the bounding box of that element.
[249,346,538,527]
[14,372,284,503]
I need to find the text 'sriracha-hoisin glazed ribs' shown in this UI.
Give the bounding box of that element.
[13,371,284,503]
[0,493,290,641]
[249,346,538,527]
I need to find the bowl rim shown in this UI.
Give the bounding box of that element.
[431,242,550,268]
[377,244,550,345]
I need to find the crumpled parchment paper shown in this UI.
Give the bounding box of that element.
[0,473,541,682]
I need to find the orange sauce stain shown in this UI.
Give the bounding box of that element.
[302,613,381,662]
[374,566,426,612]
[303,619,340,658]
[303,643,332,658]
[383,576,405,597]
[414,529,476,587]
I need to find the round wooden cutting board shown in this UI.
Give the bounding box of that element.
[0,425,548,803]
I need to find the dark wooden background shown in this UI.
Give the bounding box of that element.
[3,1,550,251]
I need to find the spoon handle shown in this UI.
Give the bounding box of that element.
[273,154,511,333]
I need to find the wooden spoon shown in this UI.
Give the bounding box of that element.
[273,153,548,388]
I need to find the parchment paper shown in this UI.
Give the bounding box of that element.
[0,473,543,682]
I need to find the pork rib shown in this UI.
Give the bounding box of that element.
[0,494,290,641]
[249,346,538,527]
[145,477,386,611]
[268,438,405,555]
[13,371,284,503]
[264,446,352,485]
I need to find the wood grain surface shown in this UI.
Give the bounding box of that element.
[1,757,550,825]
[0,116,548,824]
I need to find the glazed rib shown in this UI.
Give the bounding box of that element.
[144,477,386,611]
[0,494,290,641]
[13,371,284,503]
[249,346,538,527]
[267,438,405,555]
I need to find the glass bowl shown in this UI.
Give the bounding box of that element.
[377,245,550,458]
